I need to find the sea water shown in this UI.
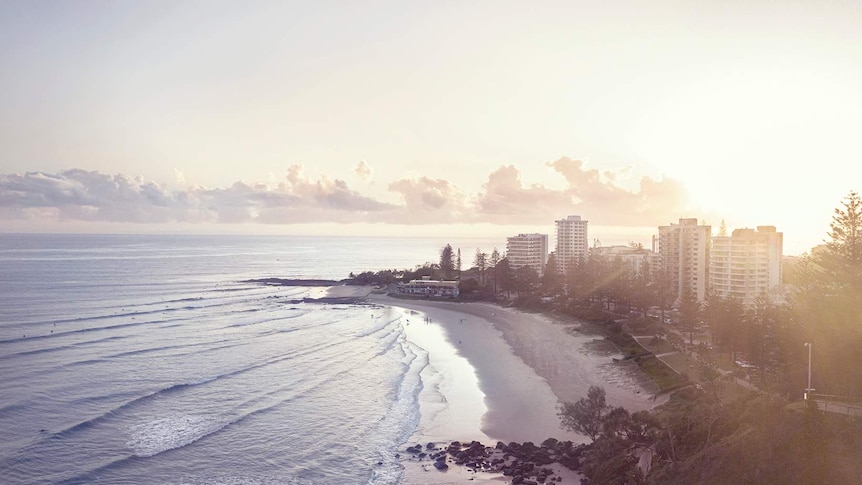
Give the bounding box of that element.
[0,234,500,484]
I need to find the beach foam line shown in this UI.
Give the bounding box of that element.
[397,307,489,445]
[372,294,667,431]
[381,299,581,445]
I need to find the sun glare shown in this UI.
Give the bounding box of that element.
[630,64,860,227]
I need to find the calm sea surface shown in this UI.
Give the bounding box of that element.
[0,234,500,484]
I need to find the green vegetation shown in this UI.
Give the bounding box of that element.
[635,355,688,392]
[558,385,610,441]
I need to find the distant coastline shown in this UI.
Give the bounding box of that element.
[245,277,344,287]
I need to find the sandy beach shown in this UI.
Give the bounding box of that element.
[359,291,666,484]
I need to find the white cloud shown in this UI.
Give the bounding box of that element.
[0,159,701,228]
[354,160,373,181]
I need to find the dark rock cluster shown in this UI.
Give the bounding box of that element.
[404,438,588,484]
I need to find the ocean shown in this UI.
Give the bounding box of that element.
[0,233,501,485]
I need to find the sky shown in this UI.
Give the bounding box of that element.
[2,0,861,255]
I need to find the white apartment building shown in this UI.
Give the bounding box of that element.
[590,245,656,277]
[658,218,711,303]
[506,233,549,276]
[710,226,783,306]
[555,215,589,276]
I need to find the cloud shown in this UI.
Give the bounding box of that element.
[475,165,576,222]
[0,170,201,223]
[472,158,695,226]
[0,158,699,229]
[354,160,373,181]
[0,166,398,225]
[387,176,469,224]
[173,168,186,186]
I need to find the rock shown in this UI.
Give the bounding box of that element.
[426,442,436,450]
[434,460,449,470]
[455,451,469,464]
[541,438,559,449]
[534,451,553,465]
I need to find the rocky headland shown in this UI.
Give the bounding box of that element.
[404,438,588,484]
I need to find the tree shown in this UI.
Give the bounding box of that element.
[489,247,501,294]
[653,268,675,324]
[456,248,462,281]
[581,436,643,485]
[473,249,487,286]
[791,191,862,396]
[825,190,862,268]
[678,289,702,347]
[705,294,745,362]
[439,244,454,279]
[497,257,515,298]
[558,385,610,441]
[697,356,726,405]
[459,278,480,295]
[629,260,653,317]
[515,265,539,296]
[542,253,562,295]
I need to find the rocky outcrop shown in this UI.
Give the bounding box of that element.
[403,438,588,484]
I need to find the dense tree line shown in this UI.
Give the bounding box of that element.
[790,190,862,397]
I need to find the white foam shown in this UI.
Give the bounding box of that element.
[125,413,226,457]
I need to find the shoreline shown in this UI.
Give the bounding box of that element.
[366,292,666,484]
[289,284,666,483]
[371,293,665,413]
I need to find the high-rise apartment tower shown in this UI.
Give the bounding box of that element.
[506,233,549,277]
[710,226,783,306]
[658,218,711,303]
[555,215,589,276]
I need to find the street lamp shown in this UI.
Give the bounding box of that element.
[804,342,814,400]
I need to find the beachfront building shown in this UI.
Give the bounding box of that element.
[658,218,711,303]
[710,226,783,306]
[397,278,460,298]
[506,233,549,277]
[555,215,589,276]
[590,244,656,277]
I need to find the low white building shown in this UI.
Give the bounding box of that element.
[397,278,460,298]
[590,244,656,277]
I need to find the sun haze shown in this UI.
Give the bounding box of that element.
[2,1,861,254]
